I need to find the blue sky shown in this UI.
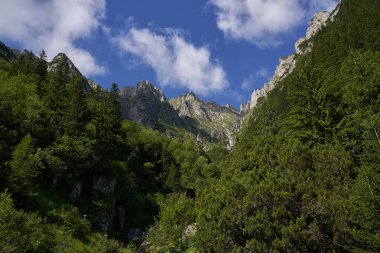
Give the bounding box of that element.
[0,0,338,108]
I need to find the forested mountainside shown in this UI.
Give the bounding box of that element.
[0,43,220,252]
[194,0,380,252]
[0,0,379,252]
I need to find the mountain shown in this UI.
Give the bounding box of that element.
[193,0,380,251]
[0,43,242,149]
[120,80,184,128]
[243,6,340,111]
[120,81,243,149]
[48,53,92,91]
[0,41,17,61]
[169,92,242,149]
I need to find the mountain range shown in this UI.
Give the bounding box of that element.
[0,40,244,149]
[0,6,337,151]
[120,81,243,150]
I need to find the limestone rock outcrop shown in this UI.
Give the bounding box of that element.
[169,92,242,148]
[120,81,243,148]
[245,4,340,112]
[120,80,184,128]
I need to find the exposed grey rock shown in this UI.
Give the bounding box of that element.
[69,182,82,200]
[306,11,331,39]
[226,130,236,151]
[137,239,150,253]
[120,82,243,149]
[170,92,242,147]
[128,228,143,241]
[87,79,102,91]
[91,176,118,232]
[98,199,116,232]
[115,205,126,230]
[295,11,331,55]
[329,5,340,22]
[182,224,197,239]
[250,54,296,109]
[93,176,116,194]
[240,102,251,115]
[120,80,184,128]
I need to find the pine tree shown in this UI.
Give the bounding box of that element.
[8,135,41,203]
[94,83,122,159]
[65,74,88,136]
[44,56,69,138]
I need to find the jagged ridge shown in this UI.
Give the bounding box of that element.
[245,4,340,111]
[119,80,243,149]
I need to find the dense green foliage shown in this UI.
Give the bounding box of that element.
[194,1,380,252]
[0,0,379,252]
[0,48,215,252]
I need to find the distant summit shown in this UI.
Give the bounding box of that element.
[120,80,183,128]
[48,53,94,91]
[121,81,243,149]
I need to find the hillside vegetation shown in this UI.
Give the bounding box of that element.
[0,48,219,252]
[194,0,380,252]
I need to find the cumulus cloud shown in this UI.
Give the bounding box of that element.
[115,28,229,95]
[241,68,270,90]
[209,0,339,46]
[0,0,106,76]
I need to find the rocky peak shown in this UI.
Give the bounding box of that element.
[48,53,91,90]
[179,91,198,102]
[49,53,78,73]
[135,80,167,102]
[224,104,233,110]
[295,11,335,55]
[169,93,242,148]
[0,41,17,61]
[120,82,183,128]
[120,81,243,149]
[306,11,331,39]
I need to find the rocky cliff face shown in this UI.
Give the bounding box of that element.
[120,81,185,128]
[120,81,243,148]
[250,54,296,109]
[246,5,340,111]
[169,93,242,149]
[239,102,251,115]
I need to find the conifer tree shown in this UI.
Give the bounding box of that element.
[65,74,88,136]
[94,83,122,159]
[44,56,69,138]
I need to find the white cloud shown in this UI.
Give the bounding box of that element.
[241,68,270,90]
[115,28,229,95]
[0,0,106,76]
[209,0,339,46]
